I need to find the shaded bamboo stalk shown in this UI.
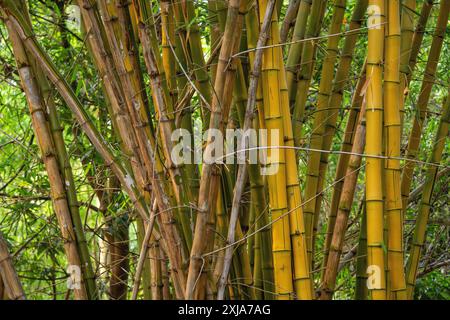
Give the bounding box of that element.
[109,218,130,300]
[405,93,449,299]
[319,0,369,276]
[216,0,276,300]
[9,0,98,299]
[0,234,26,300]
[314,0,368,256]
[132,201,158,300]
[292,0,327,148]
[320,105,366,300]
[302,0,347,268]
[398,0,416,127]
[0,3,181,296]
[280,0,301,43]
[400,1,449,219]
[406,0,434,86]
[286,0,312,104]
[185,0,244,299]
[355,204,368,300]
[3,11,89,299]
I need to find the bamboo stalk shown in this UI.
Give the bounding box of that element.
[400,1,449,220]
[161,0,178,107]
[384,0,406,300]
[181,0,213,124]
[4,12,89,299]
[150,240,163,300]
[172,0,201,202]
[135,218,152,299]
[406,0,434,86]
[216,0,276,300]
[258,0,313,299]
[406,93,449,299]
[320,0,368,277]
[398,0,416,127]
[132,0,194,260]
[185,0,244,300]
[292,0,327,148]
[76,0,151,205]
[243,6,275,298]
[285,0,312,105]
[8,1,99,299]
[0,4,191,298]
[132,201,158,300]
[249,2,293,299]
[355,204,368,300]
[109,218,129,300]
[366,0,386,300]
[280,0,301,43]
[0,234,26,300]
[320,106,366,300]
[302,0,347,268]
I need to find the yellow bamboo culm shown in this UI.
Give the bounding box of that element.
[365,0,386,300]
[257,0,293,299]
[384,0,407,300]
[258,0,312,300]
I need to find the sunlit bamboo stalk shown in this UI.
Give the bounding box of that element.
[384,0,406,300]
[365,0,386,300]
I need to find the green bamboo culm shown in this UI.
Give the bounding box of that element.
[405,93,449,299]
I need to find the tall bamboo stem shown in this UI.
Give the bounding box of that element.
[285,0,312,104]
[384,0,406,300]
[366,0,386,300]
[400,1,449,220]
[302,0,347,268]
[320,0,368,276]
[185,0,244,299]
[292,0,327,148]
[4,13,89,299]
[320,107,366,300]
[405,93,449,299]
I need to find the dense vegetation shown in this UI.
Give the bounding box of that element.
[0,0,448,300]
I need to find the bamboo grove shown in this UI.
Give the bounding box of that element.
[0,0,448,300]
